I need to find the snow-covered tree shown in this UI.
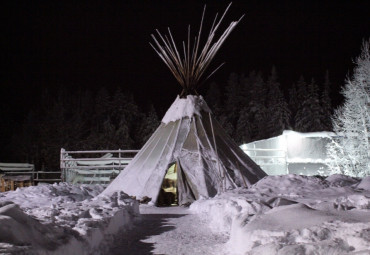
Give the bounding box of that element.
[137,104,160,147]
[327,40,370,177]
[235,107,252,143]
[265,66,291,137]
[288,83,299,127]
[205,81,222,117]
[223,72,242,136]
[321,71,333,131]
[295,78,325,132]
[244,71,268,140]
[291,76,308,129]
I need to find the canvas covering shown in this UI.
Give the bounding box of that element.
[103,96,266,205]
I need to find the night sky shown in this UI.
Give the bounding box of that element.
[2,1,370,134]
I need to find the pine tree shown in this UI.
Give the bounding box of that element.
[308,78,325,131]
[295,77,325,132]
[265,66,291,137]
[293,76,309,131]
[235,107,252,143]
[245,71,268,140]
[111,87,141,149]
[223,72,241,136]
[288,83,299,128]
[321,70,333,130]
[327,40,370,177]
[205,81,222,117]
[137,104,160,147]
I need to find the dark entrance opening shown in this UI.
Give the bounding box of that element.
[157,163,178,206]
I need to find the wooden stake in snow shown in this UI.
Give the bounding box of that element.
[150,3,244,98]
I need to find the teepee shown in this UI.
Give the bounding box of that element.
[103,4,267,205]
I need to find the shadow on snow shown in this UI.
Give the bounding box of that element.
[109,213,187,255]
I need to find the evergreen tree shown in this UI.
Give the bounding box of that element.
[294,76,310,131]
[327,40,370,176]
[223,72,241,136]
[110,87,141,149]
[265,66,291,137]
[296,76,308,104]
[288,83,299,128]
[235,107,252,143]
[87,88,112,150]
[137,104,160,147]
[246,71,268,140]
[321,70,333,130]
[295,78,325,132]
[115,115,134,149]
[95,87,111,127]
[205,81,222,117]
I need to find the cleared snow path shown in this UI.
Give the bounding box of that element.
[109,205,229,255]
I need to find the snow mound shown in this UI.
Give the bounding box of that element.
[325,174,361,187]
[161,95,211,124]
[355,176,370,190]
[0,183,139,254]
[250,174,330,195]
[190,191,271,232]
[191,174,370,254]
[0,202,77,254]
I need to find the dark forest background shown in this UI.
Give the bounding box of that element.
[0,67,335,171]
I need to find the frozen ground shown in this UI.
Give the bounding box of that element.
[0,174,369,254]
[0,183,139,254]
[110,206,229,255]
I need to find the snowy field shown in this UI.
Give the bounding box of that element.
[1,174,370,254]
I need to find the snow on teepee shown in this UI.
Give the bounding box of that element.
[103,3,267,205]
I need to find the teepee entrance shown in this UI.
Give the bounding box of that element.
[157,163,178,206]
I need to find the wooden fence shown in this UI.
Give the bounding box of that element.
[60,148,139,185]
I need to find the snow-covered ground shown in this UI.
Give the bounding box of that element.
[110,206,229,255]
[191,174,370,254]
[0,183,139,254]
[1,174,369,254]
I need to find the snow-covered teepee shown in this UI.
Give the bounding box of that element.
[103,4,267,205]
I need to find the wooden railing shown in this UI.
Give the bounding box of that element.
[60,149,139,185]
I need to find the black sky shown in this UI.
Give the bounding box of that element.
[2,0,370,124]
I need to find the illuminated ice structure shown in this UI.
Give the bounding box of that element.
[240,130,337,176]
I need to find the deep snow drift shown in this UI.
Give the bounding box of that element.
[0,183,139,254]
[1,174,369,254]
[191,174,370,254]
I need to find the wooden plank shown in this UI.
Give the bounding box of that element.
[1,179,5,192]
[36,171,61,174]
[63,165,126,170]
[63,150,139,154]
[61,158,133,162]
[0,163,34,168]
[71,169,120,175]
[0,167,34,171]
[0,172,34,175]
[76,177,111,182]
[34,179,62,182]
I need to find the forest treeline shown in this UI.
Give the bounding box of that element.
[10,67,334,170]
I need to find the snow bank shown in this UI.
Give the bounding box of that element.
[191,174,370,254]
[161,95,211,124]
[0,183,139,254]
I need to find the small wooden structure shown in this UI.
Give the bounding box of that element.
[0,163,34,192]
[1,175,33,192]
